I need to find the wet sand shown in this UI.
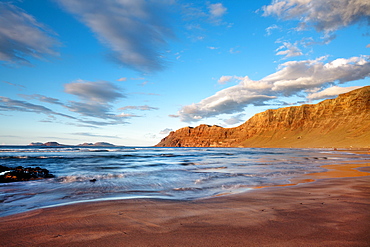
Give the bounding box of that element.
[1,162,369,247]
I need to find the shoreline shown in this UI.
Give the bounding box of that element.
[1,161,369,247]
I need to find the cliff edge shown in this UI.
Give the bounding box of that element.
[156,86,370,148]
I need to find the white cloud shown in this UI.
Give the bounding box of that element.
[307,86,362,100]
[118,105,159,111]
[223,113,246,126]
[117,112,140,118]
[64,80,128,125]
[264,56,370,95]
[266,24,279,36]
[275,42,303,58]
[367,44,370,48]
[218,76,234,84]
[117,77,127,82]
[183,2,228,26]
[302,34,337,46]
[64,80,124,103]
[208,3,227,18]
[0,96,75,120]
[177,55,370,122]
[0,2,60,66]
[19,94,64,105]
[65,101,115,119]
[1,80,133,127]
[178,84,276,122]
[56,0,175,72]
[263,0,370,33]
[159,128,173,135]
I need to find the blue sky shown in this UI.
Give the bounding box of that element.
[0,0,369,146]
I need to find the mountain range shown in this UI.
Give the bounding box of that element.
[156,86,370,148]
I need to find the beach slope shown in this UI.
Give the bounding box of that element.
[1,174,369,246]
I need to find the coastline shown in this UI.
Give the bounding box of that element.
[1,158,369,247]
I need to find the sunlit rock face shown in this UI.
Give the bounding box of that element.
[156,86,370,148]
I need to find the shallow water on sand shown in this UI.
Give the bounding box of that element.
[0,146,369,216]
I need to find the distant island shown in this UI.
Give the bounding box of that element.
[78,142,116,147]
[29,142,117,147]
[29,142,65,147]
[156,86,370,149]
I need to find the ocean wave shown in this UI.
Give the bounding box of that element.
[0,156,29,159]
[221,184,248,190]
[173,187,202,191]
[0,148,82,153]
[0,155,78,160]
[0,147,131,153]
[0,153,151,160]
[194,173,250,184]
[56,173,126,183]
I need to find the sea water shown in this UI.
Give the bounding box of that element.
[0,146,368,217]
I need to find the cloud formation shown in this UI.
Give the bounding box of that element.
[0,2,59,66]
[19,94,64,105]
[0,96,75,120]
[217,76,234,84]
[263,0,370,33]
[177,55,370,122]
[264,56,370,95]
[15,86,141,127]
[275,42,303,58]
[65,80,124,103]
[57,0,175,72]
[207,3,227,24]
[65,101,116,119]
[265,24,279,36]
[118,105,159,111]
[183,2,227,23]
[159,128,173,135]
[178,87,275,122]
[223,113,246,126]
[307,85,362,100]
[208,3,227,18]
[2,81,26,89]
[64,80,127,124]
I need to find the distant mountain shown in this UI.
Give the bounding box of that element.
[29,142,65,147]
[29,142,116,147]
[156,86,370,149]
[78,142,116,147]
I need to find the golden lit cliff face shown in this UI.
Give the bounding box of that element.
[156,86,370,148]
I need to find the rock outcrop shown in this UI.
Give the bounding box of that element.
[156,86,370,148]
[0,165,55,183]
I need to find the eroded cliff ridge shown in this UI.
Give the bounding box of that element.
[156,86,370,148]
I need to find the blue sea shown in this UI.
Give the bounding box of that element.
[0,146,368,217]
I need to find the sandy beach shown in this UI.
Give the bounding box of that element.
[1,159,369,247]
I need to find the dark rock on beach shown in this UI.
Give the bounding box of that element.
[0,165,55,183]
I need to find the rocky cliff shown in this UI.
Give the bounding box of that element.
[156,86,370,148]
